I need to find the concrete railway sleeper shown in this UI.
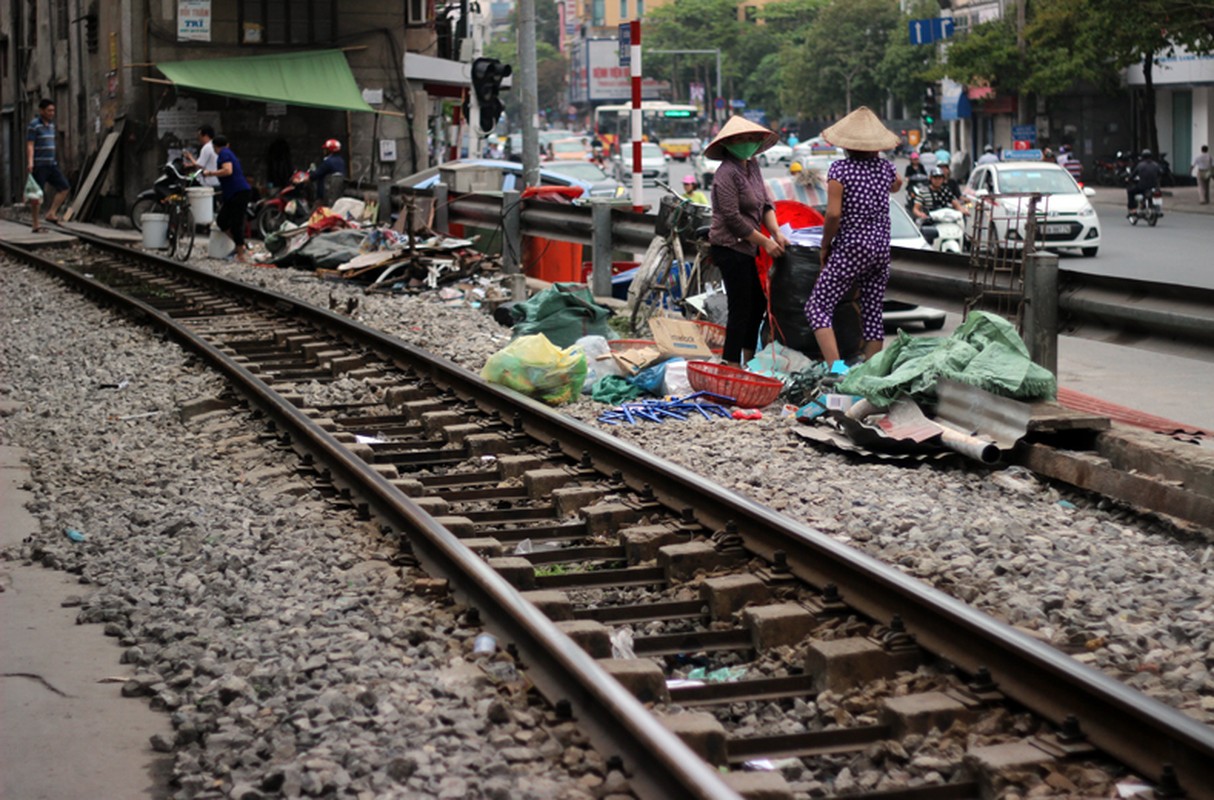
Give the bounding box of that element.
[3,231,1213,800]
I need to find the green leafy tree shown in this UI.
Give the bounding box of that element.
[875,0,944,115]
[779,0,900,117]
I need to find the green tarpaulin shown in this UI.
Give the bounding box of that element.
[156,50,375,113]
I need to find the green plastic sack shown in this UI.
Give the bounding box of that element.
[481,333,588,406]
[839,311,1056,405]
[510,283,611,348]
[24,174,44,203]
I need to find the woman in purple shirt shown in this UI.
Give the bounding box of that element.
[706,117,790,366]
[203,135,253,263]
[807,107,903,367]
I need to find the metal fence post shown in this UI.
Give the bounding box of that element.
[434,183,449,234]
[1022,250,1059,376]
[591,202,613,298]
[502,189,521,274]
[377,176,390,225]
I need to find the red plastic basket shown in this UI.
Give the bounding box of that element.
[607,339,658,355]
[686,361,783,408]
[692,321,726,355]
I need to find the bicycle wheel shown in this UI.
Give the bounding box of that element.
[628,238,673,335]
[173,206,195,260]
[129,197,157,232]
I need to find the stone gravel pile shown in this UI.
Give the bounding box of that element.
[0,259,609,800]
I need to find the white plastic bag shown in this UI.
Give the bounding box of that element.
[24,174,44,203]
[660,358,693,397]
[576,335,623,393]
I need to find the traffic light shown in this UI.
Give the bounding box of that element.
[921,86,938,129]
[470,57,512,134]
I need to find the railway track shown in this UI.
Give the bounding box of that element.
[4,230,1213,800]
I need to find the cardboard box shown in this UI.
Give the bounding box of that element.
[611,345,665,376]
[648,317,714,359]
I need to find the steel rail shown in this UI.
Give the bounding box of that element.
[0,237,743,800]
[8,233,1214,796]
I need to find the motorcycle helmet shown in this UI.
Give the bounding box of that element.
[682,174,698,186]
[929,167,944,178]
[1140,149,1153,158]
[788,161,803,174]
[909,152,920,161]
[323,139,342,155]
[983,144,994,153]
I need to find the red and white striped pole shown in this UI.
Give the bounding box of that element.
[630,20,643,212]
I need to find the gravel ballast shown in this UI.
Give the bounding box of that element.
[2,242,1212,799]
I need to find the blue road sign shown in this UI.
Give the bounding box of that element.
[618,24,631,67]
[1011,124,1037,144]
[909,19,933,45]
[714,97,726,110]
[910,17,955,44]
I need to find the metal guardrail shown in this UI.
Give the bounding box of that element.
[407,187,1214,360]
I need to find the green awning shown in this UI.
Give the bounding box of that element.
[156,50,375,113]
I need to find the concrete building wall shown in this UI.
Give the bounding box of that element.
[3,0,427,212]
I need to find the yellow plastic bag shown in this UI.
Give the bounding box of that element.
[24,174,44,203]
[481,334,588,406]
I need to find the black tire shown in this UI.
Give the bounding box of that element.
[129,197,158,232]
[1147,210,1158,227]
[170,206,195,261]
[1082,246,1098,257]
[257,205,286,239]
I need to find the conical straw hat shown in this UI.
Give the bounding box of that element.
[821,106,900,152]
[704,116,780,161]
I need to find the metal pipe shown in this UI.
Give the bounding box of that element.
[1023,250,1059,376]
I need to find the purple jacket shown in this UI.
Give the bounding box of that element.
[709,157,772,256]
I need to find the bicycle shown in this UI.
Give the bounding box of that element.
[163,190,196,261]
[627,186,720,335]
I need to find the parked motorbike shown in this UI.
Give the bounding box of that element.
[1127,186,1163,226]
[252,170,312,238]
[129,158,202,231]
[919,207,966,253]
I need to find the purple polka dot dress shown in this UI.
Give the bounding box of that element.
[806,156,896,342]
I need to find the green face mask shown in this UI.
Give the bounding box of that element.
[725,141,762,160]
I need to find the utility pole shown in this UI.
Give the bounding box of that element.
[518,0,541,186]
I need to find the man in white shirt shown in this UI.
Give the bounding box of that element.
[976,144,1000,165]
[183,125,221,188]
[1191,144,1212,204]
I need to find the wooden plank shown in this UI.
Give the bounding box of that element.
[1025,400,1110,433]
[1017,443,1214,529]
[63,123,123,223]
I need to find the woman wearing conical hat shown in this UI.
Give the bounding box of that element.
[805,106,904,367]
[705,116,791,367]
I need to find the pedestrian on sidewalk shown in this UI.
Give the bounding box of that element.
[202,135,252,263]
[1191,145,1212,204]
[26,99,71,232]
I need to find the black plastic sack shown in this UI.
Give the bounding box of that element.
[767,245,862,360]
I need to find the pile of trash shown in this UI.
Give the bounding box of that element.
[256,198,502,294]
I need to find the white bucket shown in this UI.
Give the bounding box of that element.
[142,213,169,249]
[207,226,236,259]
[187,186,215,225]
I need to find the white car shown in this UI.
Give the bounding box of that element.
[964,161,1101,257]
[615,142,670,187]
[791,137,843,162]
[758,142,794,166]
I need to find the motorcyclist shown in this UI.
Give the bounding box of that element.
[911,167,966,223]
[1126,148,1161,217]
[294,139,347,204]
[681,174,709,205]
[903,152,928,211]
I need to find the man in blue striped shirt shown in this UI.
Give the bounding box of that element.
[26,99,71,231]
